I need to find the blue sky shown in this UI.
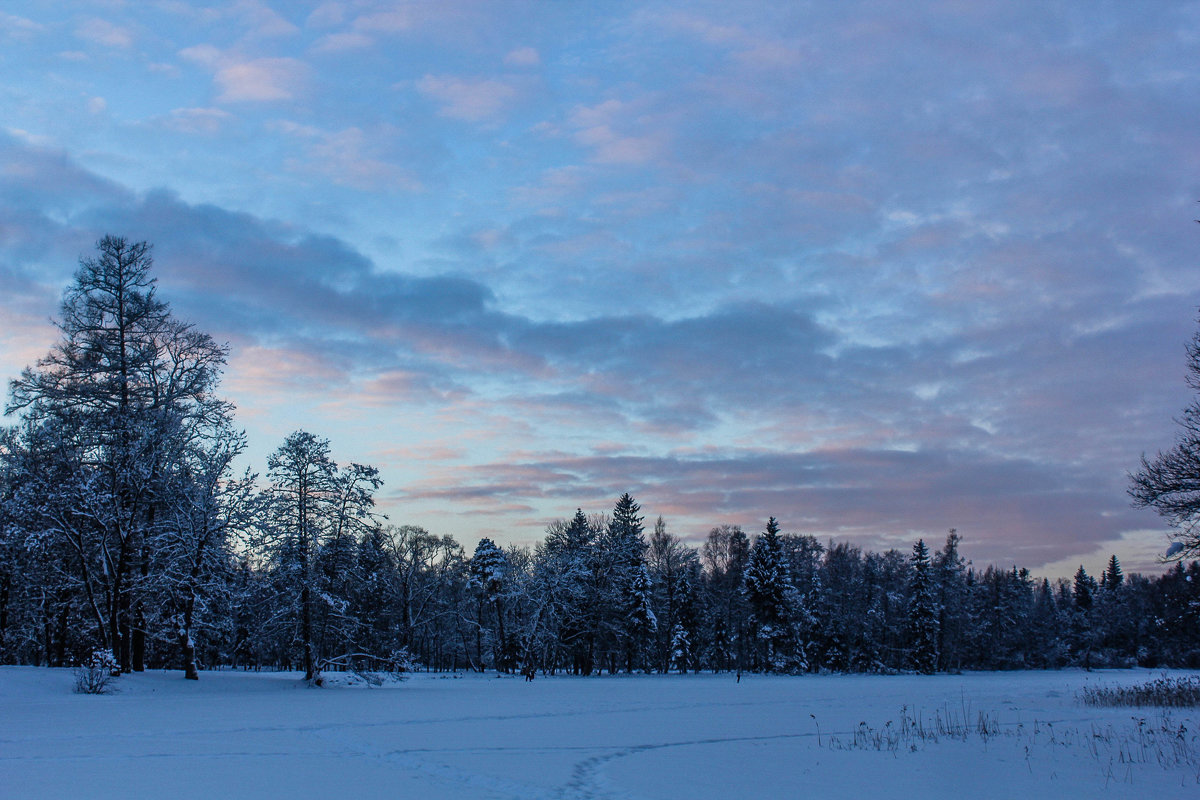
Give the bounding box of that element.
[2,1,1199,576]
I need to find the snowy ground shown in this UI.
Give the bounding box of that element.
[1,666,1198,799]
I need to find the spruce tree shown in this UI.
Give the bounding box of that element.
[744,517,789,671]
[906,539,940,674]
[932,530,968,671]
[624,563,658,671]
[1070,565,1098,668]
[1101,555,1123,591]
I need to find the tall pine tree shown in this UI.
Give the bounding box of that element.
[744,517,790,671]
[906,539,940,674]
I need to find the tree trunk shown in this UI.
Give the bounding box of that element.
[494,596,507,673]
[302,582,315,680]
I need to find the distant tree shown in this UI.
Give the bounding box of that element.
[1130,314,1200,560]
[469,537,511,671]
[1072,565,1097,611]
[1029,577,1064,667]
[744,517,790,671]
[647,516,699,672]
[1100,554,1123,591]
[906,539,940,674]
[700,524,749,672]
[604,493,649,671]
[932,530,969,671]
[256,431,380,681]
[539,509,603,674]
[778,533,821,671]
[815,542,871,672]
[1069,565,1098,668]
[624,563,657,671]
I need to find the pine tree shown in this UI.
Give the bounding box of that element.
[1069,565,1098,668]
[1101,555,1123,591]
[906,539,940,674]
[1073,565,1097,610]
[744,517,790,671]
[624,563,657,672]
[604,493,648,672]
[540,509,601,674]
[1030,577,1063,667]
[670,623,691,673]
[932,529,968,671]
[469,538,510,671]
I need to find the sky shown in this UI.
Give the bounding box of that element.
[2,1,1199,578]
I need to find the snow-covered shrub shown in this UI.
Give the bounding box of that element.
[73,649,120,694]
[387,647,420,678]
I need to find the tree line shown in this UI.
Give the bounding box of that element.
[2,237,1199,680]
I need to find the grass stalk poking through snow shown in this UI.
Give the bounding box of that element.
[1078,675,1200,709]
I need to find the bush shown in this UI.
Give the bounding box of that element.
[387,647,420,678]
[73,649,120,695]
[1078,675,1200,708]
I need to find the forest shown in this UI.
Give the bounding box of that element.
[2,237,1199,681]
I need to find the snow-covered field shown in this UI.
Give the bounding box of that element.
[1,667,1197,799]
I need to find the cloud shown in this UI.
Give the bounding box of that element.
[161,107,234,135]
[274,123,423,191]
[180,46,309,103]
[3,0,1198,576]
[0,12,43,39]
[352,10,414,35]
[415,75,518,122]
[310,31,374,53]
[504,47,540,67]
[398,446,1148,569]
[215,58,308,102]
[75,18,134,49]
[306,3,346,29]
[231,0,300,39]
[567,98,669,165]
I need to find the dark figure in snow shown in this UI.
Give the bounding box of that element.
[523,664,536,681]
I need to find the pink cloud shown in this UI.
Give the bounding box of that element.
[277,124,422,191]
[568,99,669,165]
[416,74,517,121]
[216,58,308,102]
[310,31,374,53]
[75,18,134,49]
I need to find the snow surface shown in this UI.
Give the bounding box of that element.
[1,667,1198,799]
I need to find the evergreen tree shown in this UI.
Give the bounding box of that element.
[1069,565,1098,668]
[624,563,658,672]
[1101,555,1123,591]
[604,493,648,671]
[540,509,601,674]
[1029,577,1064,667]
[469,538,511,671]
[906,539,940,674]
[744,517,790,671]
[1072,565,1097,610]
[932,530,968,671]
